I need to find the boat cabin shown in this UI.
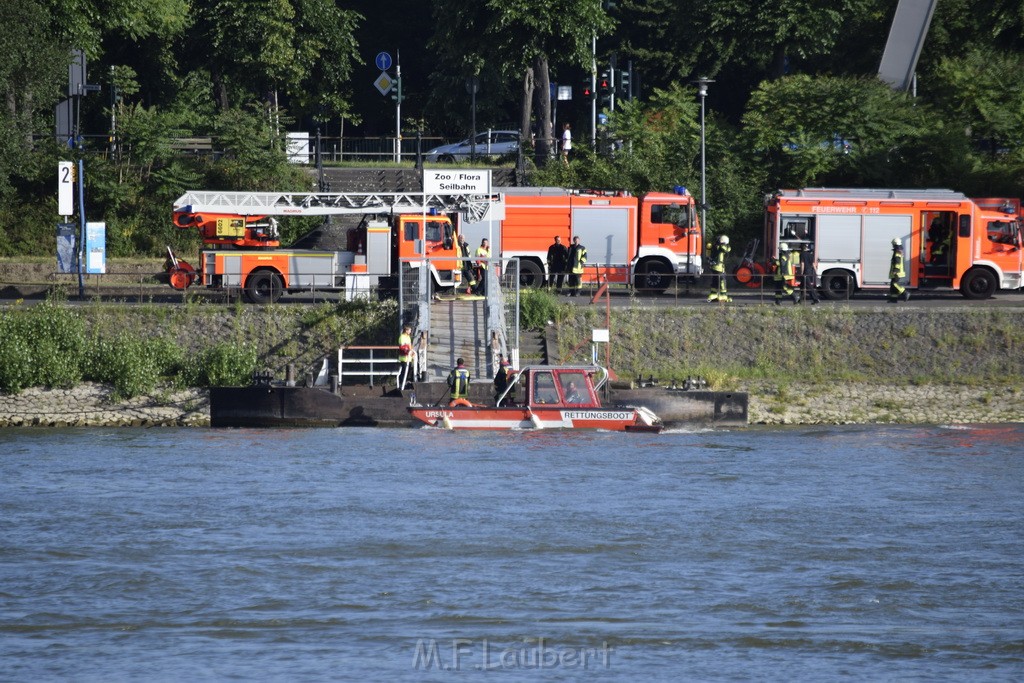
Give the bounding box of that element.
[499,365,606,408]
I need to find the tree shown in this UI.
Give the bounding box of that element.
[741,75,943,189]
[430,0,612,164]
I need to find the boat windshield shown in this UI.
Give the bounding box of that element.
[533,372,559,404]
[557,371,590,404]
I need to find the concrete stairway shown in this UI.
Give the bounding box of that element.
[423,300,551,382]
[425,299,492,381]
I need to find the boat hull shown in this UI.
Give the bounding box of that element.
[408,405,662,432]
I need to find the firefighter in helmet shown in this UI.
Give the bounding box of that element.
[707,234,731,302]
[888,238,910,303]
[774,243,799,305]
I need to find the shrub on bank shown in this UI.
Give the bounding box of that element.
[0,303,259,397]
[519,288,560,330]
[0,301,85,393]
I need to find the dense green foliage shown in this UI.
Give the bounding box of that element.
[0,0,1021,257]
[0,300,258,397]
[518,288,561,330]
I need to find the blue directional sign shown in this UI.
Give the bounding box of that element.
[375,52,393,72]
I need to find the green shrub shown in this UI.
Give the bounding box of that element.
[0,314,34,393]
[518,288,560,330]
[196,342,258,386]
[0,302,86,393]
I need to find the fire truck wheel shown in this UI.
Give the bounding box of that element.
[635,261,672,294]
[245,271,284,304]
[960,268,997,300]
[820,270,854,300]
[518,260,544,288]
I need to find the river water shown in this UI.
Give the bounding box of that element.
[1,424,1022,681]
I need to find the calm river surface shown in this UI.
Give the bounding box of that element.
[1,424,1022,681]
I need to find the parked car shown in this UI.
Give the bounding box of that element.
[425,130,520,162]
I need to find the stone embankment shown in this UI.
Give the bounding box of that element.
[0,381,1020,428]
[742,381,1024,425]
[0,384,209,428]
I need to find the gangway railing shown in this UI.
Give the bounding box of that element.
[338,345,417,388]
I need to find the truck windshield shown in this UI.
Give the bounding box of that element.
[651,204,691,227]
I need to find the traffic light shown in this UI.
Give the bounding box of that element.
[619,66,632,100]
[599,72,612,109]
[390,77,404,103]
[581,78,594,99]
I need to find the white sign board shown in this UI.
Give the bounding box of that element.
[286,132,310,164]
[423,169,491,194]
[592,328,609,343]
[58,161,74,216]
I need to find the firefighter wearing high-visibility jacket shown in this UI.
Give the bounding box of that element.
[706,234,731,302]
[774,243,800,305]
[473,239,490,296]
[567,236,587,296]
[888,238,910,303]
[397,325,413,390]
[447,358,472,406]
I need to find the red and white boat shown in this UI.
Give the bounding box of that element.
[408,365,663,432]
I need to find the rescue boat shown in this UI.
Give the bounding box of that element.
[407,365,663,432]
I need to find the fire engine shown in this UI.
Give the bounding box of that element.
[764,188,1022,300]
[458,186,703,292]
[165,191,495,303]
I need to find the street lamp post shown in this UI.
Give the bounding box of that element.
[694,78,714,249]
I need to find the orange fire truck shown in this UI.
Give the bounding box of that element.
[458,186,703,292]
[165,191,494,303]
[764,188,1022,299]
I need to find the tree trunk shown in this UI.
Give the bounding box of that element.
[519,66,534,156]
[533,54,552,167]
[212,69,229,111]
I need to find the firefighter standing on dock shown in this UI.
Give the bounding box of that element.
[567,236,587,296]
[706,235,731,302]
[397,325,413,390]
[888,238,910,303]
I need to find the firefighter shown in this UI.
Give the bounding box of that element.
[447,358,472,405]
[774,243,799,305]
[888,238,910,303]
[473,238,491,296]
[493,355,516,405]
[706,234,731,302]
[798,243,820,304]
[928,217,949,265]
[397,324,413,390]
[546,235,569,292]
[457,235,477,294]
[567,236,587,296]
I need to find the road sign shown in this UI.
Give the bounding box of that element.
[58,161,74,216]
[375,51,393,72]
[374,71,394,96]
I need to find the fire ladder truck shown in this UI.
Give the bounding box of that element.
[165,190,498,303]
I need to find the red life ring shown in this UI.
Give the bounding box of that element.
[449,398,473,407]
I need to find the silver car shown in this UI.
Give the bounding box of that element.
[425,130,520,162]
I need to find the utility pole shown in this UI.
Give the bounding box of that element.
[694,78,714,247]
